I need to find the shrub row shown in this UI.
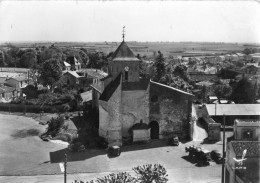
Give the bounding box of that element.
[74,164,168,183]
[0,103,65,113]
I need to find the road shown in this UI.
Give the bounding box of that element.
[0,113,228,182]
[0,167,221,183]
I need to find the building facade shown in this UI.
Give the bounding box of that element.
[92,40,193,146]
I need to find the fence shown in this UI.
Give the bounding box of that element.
[0,103,64,113]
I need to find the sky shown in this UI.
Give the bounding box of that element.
[0,1,260,43]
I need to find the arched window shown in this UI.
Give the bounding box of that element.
[125,70,128,81]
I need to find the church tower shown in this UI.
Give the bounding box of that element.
[108,27,140,82]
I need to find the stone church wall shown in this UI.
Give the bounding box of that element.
[149,81,193,139]
[99,82,123,146]
[121,84,150,137]
[109,61,140,82]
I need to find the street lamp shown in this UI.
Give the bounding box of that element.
[221,114,226,183]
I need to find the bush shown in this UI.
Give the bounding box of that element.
[133,164,168,183]
[74,164,169,183]
[46,115,65,135]
[96,172,135,183]
[22,85,38,99]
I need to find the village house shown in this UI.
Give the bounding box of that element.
[225,119,260,183]
[66,56,81,71]
[91,39,193,146]
[63,61,71,71]
[233,119,260,141]
[225,141,260,183]
[0,85,18,103]
[204,104,260,126]
[61,69,108,90]
[240,64,260,76]
[5,76,29,95]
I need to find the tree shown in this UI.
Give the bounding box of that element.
[231,78,257,104]
[152,51,165,82]
[214,84,232,102]
[20,51,37,68]
[139,60,151,79]
[5,46,20,67]
[38,46,64,64]
[172,65,190,82]
[39,58,62,91]
[133,164,168,183]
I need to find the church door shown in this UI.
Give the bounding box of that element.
[149,121,159,139]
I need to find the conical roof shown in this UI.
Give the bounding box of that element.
[111,41,140,61]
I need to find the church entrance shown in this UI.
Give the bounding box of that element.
[149,121,159,139]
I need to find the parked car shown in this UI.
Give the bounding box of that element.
[168,135,179,146]
[107,146,121,157]
[68,142,85,152]
[211,150,222,164]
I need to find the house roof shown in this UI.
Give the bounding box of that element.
[111,41,140,61]
[150,80,193,96]
[99,73,121,101]
[195,81,214,87]
[80,69,108,79]
[64,71,82,78]
[206,104,260,116]
[63,61,71,67]
[8,76,27,82]
[231,141,260,157]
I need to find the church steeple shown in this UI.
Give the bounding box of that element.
[108,28,140,82]
[122,26,125,41]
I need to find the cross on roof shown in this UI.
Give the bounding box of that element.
[122,26,126,41]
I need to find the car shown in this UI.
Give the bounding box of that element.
[168,135,179,146]
[107,146,121,157]
[68,142,85,152]
[211,150,222,164]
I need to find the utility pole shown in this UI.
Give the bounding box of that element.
[64,153,67,183]
[221,115,226,183]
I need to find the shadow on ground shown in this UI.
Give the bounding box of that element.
[50,139,181,163]
[50,148,106,163]
[200,138,219,145]
[11,129,41,139]
[181,155,197,164]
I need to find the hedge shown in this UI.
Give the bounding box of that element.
[0,103,65,113]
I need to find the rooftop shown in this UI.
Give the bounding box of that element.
[99,73,121,101]
[111,41,140,61]
[206,104,260,116]
[7,76,28,82]
[80,69,108,79]
[64,71,82,78]
[231,141,260,157]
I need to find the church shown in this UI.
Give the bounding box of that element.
[91,35,193,146]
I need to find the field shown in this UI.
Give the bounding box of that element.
[1,41,255,58]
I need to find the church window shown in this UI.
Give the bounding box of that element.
[243,129,253,139]
[125,71,128,81]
